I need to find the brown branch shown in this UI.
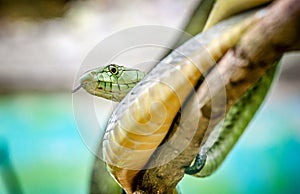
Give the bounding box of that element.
[134,0,300,193]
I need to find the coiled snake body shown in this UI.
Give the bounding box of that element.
[74,1,276,193]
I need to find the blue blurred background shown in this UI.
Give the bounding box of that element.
[0,0,299,194]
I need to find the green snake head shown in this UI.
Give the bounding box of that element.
[75,64,145,102]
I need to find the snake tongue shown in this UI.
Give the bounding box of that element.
[72,84,82,93]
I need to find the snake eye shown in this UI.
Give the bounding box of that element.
[109,65,118,75]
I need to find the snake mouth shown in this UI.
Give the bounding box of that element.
[98,81,140,92]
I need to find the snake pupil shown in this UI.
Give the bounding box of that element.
[110,66,117,74]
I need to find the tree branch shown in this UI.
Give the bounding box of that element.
[134,0,300,193]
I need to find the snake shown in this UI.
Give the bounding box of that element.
[73,0,276,193]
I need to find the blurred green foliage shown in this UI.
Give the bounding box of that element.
[0,0,77,19]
